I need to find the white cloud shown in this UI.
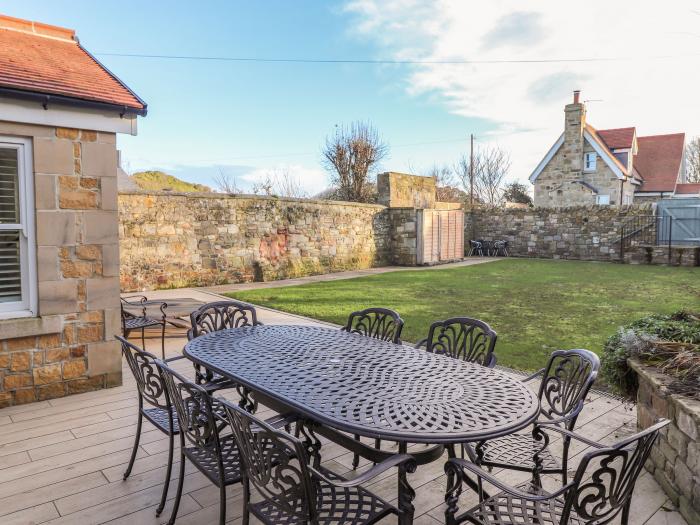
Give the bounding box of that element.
[344,0,700,183]
[239,164,329,196]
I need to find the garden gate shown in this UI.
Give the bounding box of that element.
[416,209,464,264]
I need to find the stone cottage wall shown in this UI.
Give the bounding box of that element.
[0,121,121,408]
[119,192,391,291]
[465,205,654,261]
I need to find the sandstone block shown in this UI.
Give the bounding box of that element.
[87,340,121,375]
[62,359,87,379]
[56,127,79,140]
[37,246,60,282]
[81,142,116,177]
[10,351,31,372]
[35,174,57,210]
[34,138,74,175]
[39,280,79,315]
[33,363,62,385]
[37,211,76,246]
[83,211,119,244]
[4,372,33,389]
[86,277,120,310]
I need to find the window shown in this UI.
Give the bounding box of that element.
[584,152,597,171]
[596,194,610,205]
[0,137,36,317]
[623,194,633,205]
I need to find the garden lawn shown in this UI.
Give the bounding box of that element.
[228,259,700,371]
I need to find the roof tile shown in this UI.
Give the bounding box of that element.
[634,133,685,192]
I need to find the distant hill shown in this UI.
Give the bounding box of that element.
[130,171,212,193]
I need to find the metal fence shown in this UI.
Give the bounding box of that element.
[620,214,700,260]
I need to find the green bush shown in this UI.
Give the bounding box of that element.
[601,311,700,398]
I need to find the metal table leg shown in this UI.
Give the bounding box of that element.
[397,442,416,525]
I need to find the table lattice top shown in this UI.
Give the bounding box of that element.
[184,325,539,443]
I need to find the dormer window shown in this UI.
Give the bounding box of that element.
[584,152,597,171]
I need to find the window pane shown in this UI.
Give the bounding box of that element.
[0,229,21,303]
[0,148,19,224]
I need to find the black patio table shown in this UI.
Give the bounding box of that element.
[184,324,540,524]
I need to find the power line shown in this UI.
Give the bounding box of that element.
[94,51,698,65]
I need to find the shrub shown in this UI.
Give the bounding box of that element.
[601,311,700,399]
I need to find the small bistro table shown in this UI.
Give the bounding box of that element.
[184,325,540,524]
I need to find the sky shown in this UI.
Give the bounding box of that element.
[4,1,700,195]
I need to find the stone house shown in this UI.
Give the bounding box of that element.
[0,15,146,406]
[530,91,692,207]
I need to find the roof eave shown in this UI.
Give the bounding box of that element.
[0,86,147,116]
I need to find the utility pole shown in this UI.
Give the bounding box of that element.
[469,133,474,207]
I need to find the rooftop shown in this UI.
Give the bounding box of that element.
[0,14,146,115]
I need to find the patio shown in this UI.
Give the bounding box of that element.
[0,290,688,525]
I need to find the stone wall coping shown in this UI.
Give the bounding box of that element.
[0,315,62,339]
[118,190,388,209]
[629,358,700,425]
[467,203,654,215]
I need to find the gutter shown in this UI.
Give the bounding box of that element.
[0,86,147,117]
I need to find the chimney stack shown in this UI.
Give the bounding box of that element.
[573,90,580,104]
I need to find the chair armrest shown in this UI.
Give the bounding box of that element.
[309,454,416,488]
[121,295,148,304]
[538,400,585,428]
[535,422,605,449]
[164,355,185,363]
[446,458,573,501]
[414,338,428,350]
[522,368,545,383]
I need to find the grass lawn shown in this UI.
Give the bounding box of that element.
[227,259,700,371]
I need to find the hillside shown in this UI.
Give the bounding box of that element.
[130,170,212,192]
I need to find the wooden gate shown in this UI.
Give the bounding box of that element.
[416,209,464,264]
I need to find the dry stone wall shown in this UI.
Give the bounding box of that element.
[465,205,654,261]
[119,192,391,291]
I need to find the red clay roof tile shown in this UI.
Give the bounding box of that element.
[634,133,685,192]
[597,127,636,150]
[0,15,145,112]
[674,183,700,195]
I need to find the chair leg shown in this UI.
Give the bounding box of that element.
[352,434,361,470]
[168,435,186,525]
[242,477,251,525]
[123,410,142,480]
[156,431,175,516]
[219,483,227,525]
[374,438,381,465]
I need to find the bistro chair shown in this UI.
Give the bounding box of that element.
[223,399,416,525]
[415,317,498,368]
[118,336,180,517]
[341,307,404,344]
[188,299,261,391]
[444,419,670,525]
[470,349,599,485]
[121,295,167,358]
[155,360,292,525]
[468,240,484,257]
[493,240,509,257]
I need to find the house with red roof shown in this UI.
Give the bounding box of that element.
[0,14,145,406]
[530,91,691,207]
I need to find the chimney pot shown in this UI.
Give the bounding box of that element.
[573,90,581,104]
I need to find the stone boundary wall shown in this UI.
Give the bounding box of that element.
[465,205,654,262]
[119,191,391,291]
[632,360,700,524]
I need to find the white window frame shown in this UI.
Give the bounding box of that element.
[0,136,36,319]
[596,194,610,205]
[623,194,633,205]
[584,152,597,172]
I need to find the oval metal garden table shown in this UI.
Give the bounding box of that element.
[184,325,540,524]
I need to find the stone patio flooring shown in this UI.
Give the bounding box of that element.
[0,296,688,524]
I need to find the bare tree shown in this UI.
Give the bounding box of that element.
[252,167,307,198]
[455,146,511,206]
[322,121,388,202]
[686,136,700,183]
[424,164,464,202]
[213,167,241,194]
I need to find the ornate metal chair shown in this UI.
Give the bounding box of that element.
[119,336,181,517]
[468,240,483,257]
[120,295,167,358]
[470,349,600,484]
[341,307,404,344]
[188,300,261,391]
[444,419,670,525]
[223,399,416,525]
[415,317,498,368]
[155,360,290,525]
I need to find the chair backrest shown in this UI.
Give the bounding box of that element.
[156,360,222,454]
[118,336,169,411]
[424,317,497,367]
[223,400,317,521]
[342,307,404,344]
[188,300,260,340]
[561,419,670,525]
[537,349,600,427]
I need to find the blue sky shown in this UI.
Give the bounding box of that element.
[4,1,699,194]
